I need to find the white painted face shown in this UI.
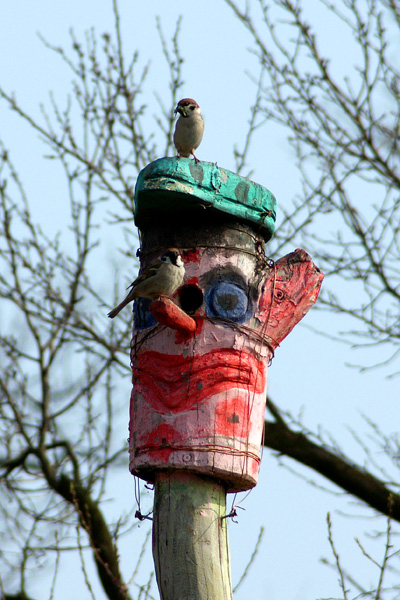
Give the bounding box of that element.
[130,246,271,492]
[129,246,323,491]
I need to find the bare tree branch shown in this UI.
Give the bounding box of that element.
[264,399,400,522]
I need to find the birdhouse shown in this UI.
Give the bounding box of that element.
[129,158,323,492]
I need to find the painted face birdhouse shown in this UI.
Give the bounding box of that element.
[129,158,323,492]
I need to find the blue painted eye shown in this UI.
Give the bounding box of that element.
[134,298,157,330]
[205,282,251,323]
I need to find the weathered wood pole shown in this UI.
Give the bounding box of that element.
[153,471,231,599]
[129,158,324,600]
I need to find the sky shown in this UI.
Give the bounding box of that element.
[0,2,398,599]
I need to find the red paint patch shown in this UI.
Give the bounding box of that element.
[132,349,266,414]
[182,249,200,264]
[215,395,250,438]
[184,275,199,285]
[137,424,183,463]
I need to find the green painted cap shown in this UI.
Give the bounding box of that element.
[134,158,276,241]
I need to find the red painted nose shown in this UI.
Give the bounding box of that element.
[149,297,197,336]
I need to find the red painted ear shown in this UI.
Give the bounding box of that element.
[258,249,324,350]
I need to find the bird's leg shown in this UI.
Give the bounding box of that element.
[191,151,200,163]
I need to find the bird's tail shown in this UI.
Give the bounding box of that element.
[107,298,131,319]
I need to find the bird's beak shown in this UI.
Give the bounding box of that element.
[175,105,185,117]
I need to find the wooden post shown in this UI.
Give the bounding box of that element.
[128,158,324,600]
[153,472,231,600]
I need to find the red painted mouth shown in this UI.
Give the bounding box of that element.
[132,348,266,413]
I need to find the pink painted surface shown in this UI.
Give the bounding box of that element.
[130,247,323,491]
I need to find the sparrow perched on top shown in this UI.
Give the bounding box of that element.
[107,249,185,318]
[173,98,204,162]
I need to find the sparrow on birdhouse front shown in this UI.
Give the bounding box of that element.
[108,249,185,318]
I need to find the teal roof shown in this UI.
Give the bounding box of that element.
[134,158,276,241]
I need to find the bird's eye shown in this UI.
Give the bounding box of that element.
[189,105,195,110]
[134,298,157,330]
[204,281,252,323]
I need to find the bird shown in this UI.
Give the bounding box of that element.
[173,98,204,162]
[107,249,185,318]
